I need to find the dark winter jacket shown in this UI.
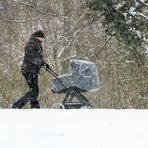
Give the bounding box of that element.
[21,34,45,74]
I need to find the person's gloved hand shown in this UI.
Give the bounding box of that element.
[42,63,50,69]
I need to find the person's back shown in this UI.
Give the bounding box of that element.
[22,33,44,74]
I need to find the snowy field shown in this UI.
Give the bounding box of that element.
[0,109,148,148]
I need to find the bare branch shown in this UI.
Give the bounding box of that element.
[12,0,69,19]
[87,32,115,59]
[0,14,41,23]
[12,0,46,14]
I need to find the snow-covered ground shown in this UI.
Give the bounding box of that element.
[0,109,148,148]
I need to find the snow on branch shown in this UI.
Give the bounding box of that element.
[136,12,148,20]
[137,0,148,7]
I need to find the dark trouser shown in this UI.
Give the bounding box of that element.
[13,72,40,109]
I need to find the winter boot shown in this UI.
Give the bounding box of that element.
[30,100,40,109]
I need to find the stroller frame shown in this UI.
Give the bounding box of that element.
[62,88,93,109]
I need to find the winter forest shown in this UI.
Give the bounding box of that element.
[0,0,147,109]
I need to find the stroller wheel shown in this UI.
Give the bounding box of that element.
[80,104,93,109]
[51,103,65,109]
[80,105,93,109]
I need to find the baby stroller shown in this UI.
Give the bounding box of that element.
[45,59,100,109]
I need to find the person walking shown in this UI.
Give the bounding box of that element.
[12,30,49,109]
